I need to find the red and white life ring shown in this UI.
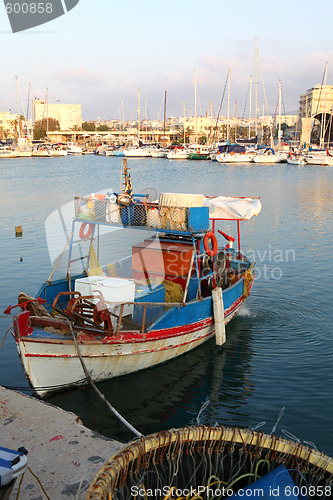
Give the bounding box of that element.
[203,231,218,257]
[79,222,94,240]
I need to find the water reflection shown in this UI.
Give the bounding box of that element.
[47,313,255,442]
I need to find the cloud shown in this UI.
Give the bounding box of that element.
[58,67,103,85]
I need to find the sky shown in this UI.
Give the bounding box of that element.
[1,0,333,121]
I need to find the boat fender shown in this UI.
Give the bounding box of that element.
[212,287,226,345]
[79,222,94,239]
[203,231,218,257]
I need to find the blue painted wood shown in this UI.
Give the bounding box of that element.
[148,279,244,332]
[148,296,214,332]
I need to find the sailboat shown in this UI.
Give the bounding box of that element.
[151,91,168,157]
[14,77,32,157]
[188,69,209,160]
[123,90,151,157]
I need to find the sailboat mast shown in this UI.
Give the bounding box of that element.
[183,100,186,145]
[194,69,197,145]
[137,89,141,144]
[27,83,31,140]
[249,76,252,139]
[278,80,282,148]
[145,98,147,144]
[46,88,49,141]
[255,36,258,138]
[320,62,328,149]
[227,68,231,142]
[15,76,20,141]
[163,90,167,147]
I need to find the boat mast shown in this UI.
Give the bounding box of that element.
[15,76,20,142]
[183,100,186,145]
[46,88,49,141]
[234,101,237,142]
[227,68,231,143]
[163,90,167,147]
[145,97,147,144]
[137,89,140,145]
[320,62,328,149]
[27,83,32,142]
[255,36,258,139]
[249,75,252,139]
[278,80,282,148]
[194,69,197,146]
[262,101,265,143]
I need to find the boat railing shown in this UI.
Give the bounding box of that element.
[74,196,209,235]
[101,299,184,336]
[50,290,186,336]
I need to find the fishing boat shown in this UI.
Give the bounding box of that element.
[6,161,261,397]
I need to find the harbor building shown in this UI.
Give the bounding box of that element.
[298,85,333,146]
[0,111,19,138]
[32,99,82,130]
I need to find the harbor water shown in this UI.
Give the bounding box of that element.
[0,155,332,453]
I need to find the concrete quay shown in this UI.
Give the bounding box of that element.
[0,386,122,499]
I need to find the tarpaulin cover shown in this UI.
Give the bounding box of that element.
[218,144,246,154]
[203,196,262,220]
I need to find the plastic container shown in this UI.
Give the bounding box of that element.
[75,276,135,317]
[231,465,307,499]
[0,446,28,500]
[107,202,121,224]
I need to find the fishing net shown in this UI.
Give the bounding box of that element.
[86,426,333,499]
[74,196,209,234]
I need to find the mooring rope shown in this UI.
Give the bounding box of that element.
[0,326,12,352]
[67,320,143,438]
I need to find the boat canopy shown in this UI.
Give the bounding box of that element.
[203,196,262,220]
[218,144,246,154]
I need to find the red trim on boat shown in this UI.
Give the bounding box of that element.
[23,330,214,359]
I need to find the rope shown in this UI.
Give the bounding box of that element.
[67,320,143,439]
[0,326,12,352]
[209,72,229,146]
[270,406,285,434]
[16,467,50,500]
[239,81,250,137]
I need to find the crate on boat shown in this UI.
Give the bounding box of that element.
[132,240,194,278]
[74,276,135,317]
